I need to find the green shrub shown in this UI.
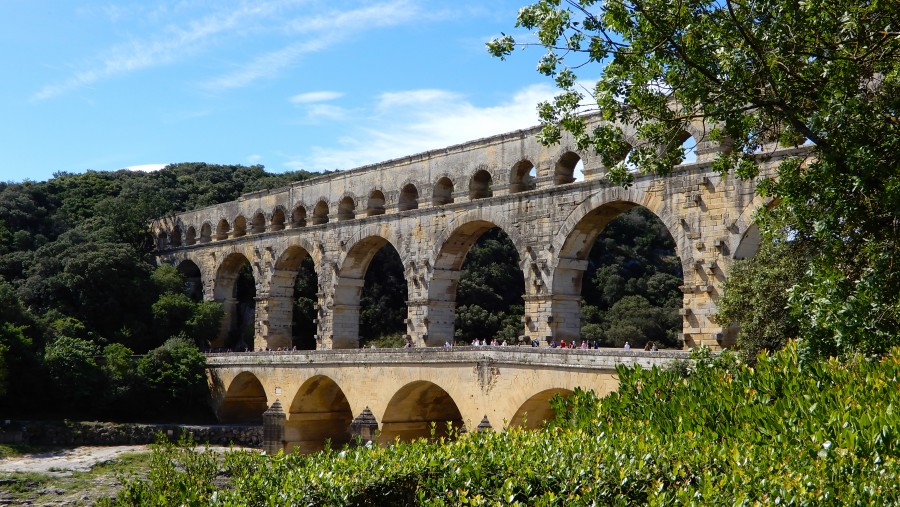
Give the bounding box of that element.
[105,343,900,505]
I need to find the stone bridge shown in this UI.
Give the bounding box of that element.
[208,347,687,453]
[151,117,805,351]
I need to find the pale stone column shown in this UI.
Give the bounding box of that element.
[331,276,365,349]
[406,299,429,347]
[261,294,294,350]
[422,268,460,346]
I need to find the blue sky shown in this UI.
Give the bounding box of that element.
[0,0,570,184]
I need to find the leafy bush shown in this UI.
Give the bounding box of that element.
[105,343,900,505]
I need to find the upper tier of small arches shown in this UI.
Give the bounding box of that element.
[153,118,721,250]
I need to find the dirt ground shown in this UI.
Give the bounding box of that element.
[0,445,150,476]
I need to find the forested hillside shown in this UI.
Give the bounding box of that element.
[0,165,681,420]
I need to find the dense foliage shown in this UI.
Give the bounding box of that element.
[581,208,682,348]
[488,0,900,358]
[0,164,317,419]
[102,343,900,505]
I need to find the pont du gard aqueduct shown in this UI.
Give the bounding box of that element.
[151,116,802,452]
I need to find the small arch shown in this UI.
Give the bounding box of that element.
[378,381,464,444]
[508,389,574,429]
[509,160,536,193]
[286,376,353,453]
[271,207,286,231]
[469,170,493,200]
[366,190,386,216]
[312,201,329,225]
[233,216,247,238]
[156,231,168,250]
[338,196,356,221]
[200,223,212,243]
[250,211,266,234]
[170,226,182,247]
[292,205,308,228]
[555,152,580,185]
[433,177,454,205]
[399,184,419,211]
[217,372,267,424]
[185,226,197,245]
[215,219,230,240]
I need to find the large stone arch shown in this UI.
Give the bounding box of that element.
[217,372,267,424]
[267,239,320,350]
[728,194,773,260]
[331,226,406,349]
[285,375,354,454]
[548,186,685,342]
[214,250,258,349]
[378,380,464,444]
[507,388,573,429]
[422,212,529,346]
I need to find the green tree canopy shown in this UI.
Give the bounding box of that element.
[489,0,900,357]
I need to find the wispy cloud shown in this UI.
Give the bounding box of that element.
[285,82,559,171]
[33,1,304,101]
[201,0,422,91]
[289,90,344,104]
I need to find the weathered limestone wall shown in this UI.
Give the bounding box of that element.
[152,118,808,352]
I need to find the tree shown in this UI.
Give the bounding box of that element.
[718,237,810,361]
[136,337,208,416]
[43,336,102,413]
[489,0,900,357]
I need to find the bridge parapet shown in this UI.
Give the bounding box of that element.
[206,346,693,453]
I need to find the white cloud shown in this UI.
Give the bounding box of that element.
[33,1,303,101]
[285,82,560,172]
[124,163,168,173]
[289,91,344,104]
[201,0,421,91]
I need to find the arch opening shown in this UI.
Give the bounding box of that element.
[338,196,356,221]
[217,372,267,424]
[509,160,536,193]
[233,216,247,238]
[399,184,419,211]
[214,253,256,350]
[185,226,197,245]
[366,190,386,216]
[427,221,525,346]
[292,205,308,228]
[469,170,493,200]
[200,223,212,243]
[215,219,230,240]
[312,201,329,225]
[271,207,286,231]
[555,152,581,185]
[177,260,203,302]
[360,243,406,348]
[156,231,168,250]
[557,205,683,349]
[333,236,405,349]
[286,376,353,454]
[433,177,454,206]
[509,388,574,429]
[378,381,464,444]
[270,245,318,350]
[170,226,182,247]
[250,212,266,234]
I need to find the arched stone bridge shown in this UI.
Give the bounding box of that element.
[208,347,687,453]
[152,118,805,350]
